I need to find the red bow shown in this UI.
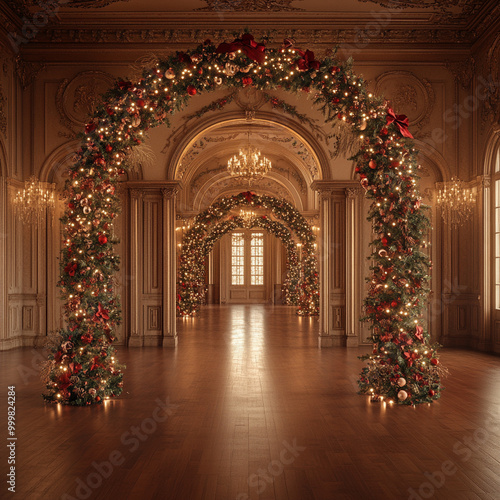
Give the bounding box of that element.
[58,372,72,391]
[415,325,424,341]
[69,362,82,374]
[64,262,78,276]
[386,108,413,138]
[94,303,109,322]
[295,50,320,72]
[241,191,256,203]
[216,33,266,64]
[90,356,103,371]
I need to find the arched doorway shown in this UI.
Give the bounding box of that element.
[43,34,442,406]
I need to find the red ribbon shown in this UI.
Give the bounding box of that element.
[415,325,424,341]
[90,355,103,371]
[94,303,110,322]
[295,49,320,72]
[58,372,72,391]
[241,191,256,203]
[216,33,266,64]
[386,108,413,138]
[64,262,77,277]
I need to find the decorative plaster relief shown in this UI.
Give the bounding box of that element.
[197,0,304,11]
[200,177,292,209]
[66,0,129,7]
[0,83,6,135]
[481,34,500,125]
[445,57,475,90]
[56,70,115,138]
[14,57,45,90]
[375,70,435,133]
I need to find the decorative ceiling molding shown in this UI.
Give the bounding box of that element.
[196,0,304,12]
[36,26,477,47]
[357,0,474,13]
[62,0,129,7]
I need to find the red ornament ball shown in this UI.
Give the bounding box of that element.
[430,358,439,366]
[369,160,377,169]
[99,234,108,245]
[187,85,197,96]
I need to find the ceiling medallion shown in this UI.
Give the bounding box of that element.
[197,0,304,12]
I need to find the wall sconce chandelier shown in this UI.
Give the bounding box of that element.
[12,176,55,226]
[227,133,272,185]
[436,177,475,227]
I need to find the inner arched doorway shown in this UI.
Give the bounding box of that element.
[176,192,319,317]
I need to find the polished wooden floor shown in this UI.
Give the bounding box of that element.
[1,305,500,500]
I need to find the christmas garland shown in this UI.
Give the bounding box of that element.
[177,191,318,316]
[42,32,441,406]
[202,215,301,304]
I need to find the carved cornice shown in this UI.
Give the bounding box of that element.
[196,0,304,11]
[66,0,130,7]
[311,180,359,199]
[35,26,478,48]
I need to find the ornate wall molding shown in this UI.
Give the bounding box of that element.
[56,70,116,138]
[161,186,180,200]
[196,0,304,11]
[66,0,130,7]
[375,70,435,134]
[0,82,6,136]
[14,57,45,90]
[481,33,500,125]
[445,57,475,90]
[37,26,477,47]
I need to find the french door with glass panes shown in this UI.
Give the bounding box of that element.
[227,230,267,303]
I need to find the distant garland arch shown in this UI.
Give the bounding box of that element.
[203,215,301,306]
[43,33,442,406]
[177,193,317,316]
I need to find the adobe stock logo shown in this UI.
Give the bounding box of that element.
[236,439,306,500]
[7,0,70,54]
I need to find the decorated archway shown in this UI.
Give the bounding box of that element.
[43,33,443,406]
[177,191,318,316]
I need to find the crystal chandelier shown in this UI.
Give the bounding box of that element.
[239,209,256,228]
[227,134,272,184]
[12,176,55,226]
[436,177,475,227]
